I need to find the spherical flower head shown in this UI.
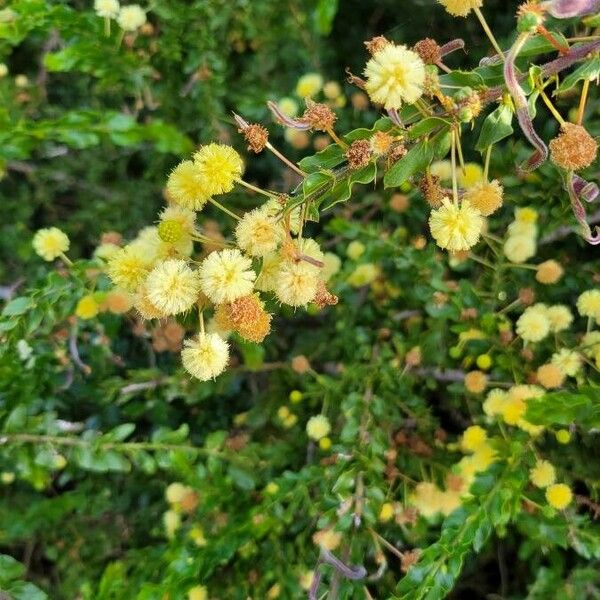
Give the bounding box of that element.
[323,80,342,99]
[187,586,208,600]
[275,261,319,306]
[117,4,146,30]
[536,259,563,285]
[159,205,196,239]
[306,415,331,441]
[507,221,537,238]
[463,180,503,216]
[0,63,8,78]
[94,242,120,262]
[165,482,188,504]
[430,160,452,182]
[163,509,181,539]
[134,284,166,320]
[103,289,133,314]
[235,209,281,257]
[193,144,243,196]
[199,249,256,305]
[530,460,556,488]
[296,73,323,98]
[347,263,380,287]
[255,252,283,292]
[411,482,445,519]
[321,253,341,282]
[75,295,100,320]
[438,0,483,16]
[516,305,551,342]
[549,122,598,171]
[546,483,572,510]
[166,161,211,211]
[483,389,508,417]
[278,97,299,117]
[464,370,488,393]
[501,397,526,425]
[346,240,366,260]
[429,198,484,252]
[32,227,70,261]
[214,294,272,343]
[546,305,573,333]
[312,528,341,551]
[457,163,484,188]
[460,425,487,452]
[551,348,582,377]
[556,429,571,444]
[537,363,565,389]
[95,0,120,18]
[503,234,536,264]
[364,44,426,110]
[379,502,395,522]
[145,259,200,316]
[577,289,600,320]
[107,245,151,291]
[302,101,337,132]
[181,333,229,381]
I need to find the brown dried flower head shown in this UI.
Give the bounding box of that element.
[388,142,408,164]
[364,35,391,55]
[239,123,269,153]
[345,139,372,170]
[302,101,337,132]
[101,231,123,246]
[313,280,339,309]
[291,354,311,374]
[413,38,442,65]
[463,179,503,216]
[518,287,535,306]
[536,259,564,285]
[549,123,598,171]
[419,174,445,208]
[389,193,409,213]
[370,131,394,156]
[215,294,272,343]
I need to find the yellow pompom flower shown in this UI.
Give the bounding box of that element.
[187,586,208,600]
[296,73,323,98]
[163,510,181,539]
[462,180,503,216]
[551,348,582,377]
[275,261,319,306]
[199,249,256,305]
[483,389,507,417]
[107,246,152,291]
[536,363,565,389]
[134,284,167,320]
[347,263,380,287]
[346,240,365,260]
[145,259,200,316]
[515,207,538,223]
[306,415,331,441]
[577,289,600,320]
[464,371,488,394]
[536,260,563,285]
[430,160,452,182]
[75,295,100,320]
[530,460,556,488]
[193,144,243,196]
[457,163,484,188]
[546,305,573,333]
[117,4,146,30]
[555,429,571,444]
[255,252,283,292]
[379,502,395,522]
[95,0,120,19]
[166,161,211,211]
[364,44,426,109]
[321,252,341,281]
[460,425,487,452]
[165,482,189,505]
[235,208,281,257]
[438,0,482,17]
[429,198,484,252]
[32,227,70,262]
[503,234,536,264]
[158,205,196,242]
[546,483,573,510]
[516,305,550,342]
[507,221,537,238]
[181,333,229,381]
[94,242,120,262]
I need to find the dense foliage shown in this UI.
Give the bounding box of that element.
[1,1,599,599]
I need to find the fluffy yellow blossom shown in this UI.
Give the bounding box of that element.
[577,289,600,320]
[536,260,563,285]
[429,199,484,252]
[556,429,571,444]
[379,502,395,522]
[464,371,488,393]
[470,444,496,471]
[410,482,446,518]
[255,253,282,292]
[515,207,538,224]
[163,510,181,539]
[94,242,120,262]
[321,252,341,281]
[300,571,315,591]
[306,415,331,441]
[507,221,537,238]
[516,305,550,342]
[199,249,256,305]
[537,363,565,389]
[107,245,152,291]
[430,160,452,182]
[462,179,503,216]
[460,425,487,452]
[503,234,536,264]
[0,64,8,78]
[346,240,365,260]
[551,348,582,377]
[347,263,380,287]
[146,260,200,315]
[193,144,243,196]
[278,97,299,117]
[32,227,70,261]
[181,333,229,381]
[95,0,120,19]
[323,81,342,99]
[546,483,573,510]
[134,284,167,320]
[546,305,573,333]
[187,586,208,600]
[438,0,482,17]
[312,528,342,551]
[364,44,426,109]
[159,205,196,240]
[166,161,211,211]
[501,385,543,425]
[75,295,99,320]
[296,73,323,98]
[457,163,484,188]
[483,389,507,417]
[165,482,189,505]
[275,261,319,306]
[235,209,281,257]
[117,4,146,30]
[530,460,556,488]
[319,437,332,451]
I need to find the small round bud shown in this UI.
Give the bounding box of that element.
[289,390,303,403]
[158,219,184,243]
[476,354,492,370]
[555,429,571,444]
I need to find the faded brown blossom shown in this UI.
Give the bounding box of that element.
[314,280,339,309]
[364,35,391,55]
[414,38,442,65]
[101,231,123,246]
[215,294,271,343]
[519,287,535,306]
[405,346,422,367]
[345,139,372,169]
[400,549,421,573]
[239,123,269,153]
[388,142,408,164]
[419,175,445,208]
[396,506,418,526]
[389,193,409,213]
[291,354,311,374]
[151,321,185,352]
[302,101,337,131]
[549,123,598,171]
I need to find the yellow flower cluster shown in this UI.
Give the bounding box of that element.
[504,207,538,264]
[483,384,544,434]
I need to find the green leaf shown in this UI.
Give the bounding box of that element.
[408,117,451,140]
[314,0,339,35]
[557,57,600,93]
[2,296,33,317]
[320,163,377,210]
[525,386,600,428]
[384,142,433,188]
[440,71,485,88]
[299,144,345,173]
[0,554,25,584]
[475,105,514,151]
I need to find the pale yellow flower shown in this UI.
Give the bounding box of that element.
[306,415,331,441]
[429,198,484,252]
[193,144,243,196]
[235,208,281,257]
[198,249,256,305]
[181,333,229,381]
[32,227,70,261]
[438,0,482,17]
[146,259,200,315]
[117,4,146,30]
